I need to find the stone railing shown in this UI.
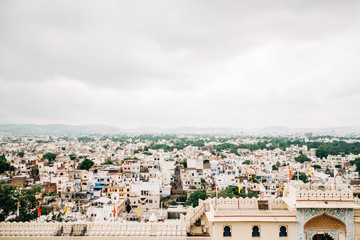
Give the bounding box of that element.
[207,197,258,209]
[0,222,60,237]
[297,183,347,191]
[86,222,186,237]
[296,190,353,201]
[187,197,289,212]
[185,202,206,230]
[270,199,288,209]
[0,221,187,237]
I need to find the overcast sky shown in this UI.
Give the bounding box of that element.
[1,0,360,129]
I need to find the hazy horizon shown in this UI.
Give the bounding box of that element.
[1,123,360,131]
[1,0,360,129]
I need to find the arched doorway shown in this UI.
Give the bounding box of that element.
[304,213,346,240]
[312,233,334,240]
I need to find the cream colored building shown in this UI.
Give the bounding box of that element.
[1,183,360,240]
[185,183,359,240]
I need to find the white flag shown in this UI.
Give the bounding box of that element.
[333,162,338,177]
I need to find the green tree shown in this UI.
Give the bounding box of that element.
[186,190,208,207]
[249,175,258,183]
[69,154,77,160]
[103,160,113,165]
[316,146,329,159]
[42,153,57,164]
[295,154,311,163]
[243,160,251,165]
[292,171,309,183]
[325,168,334,177]
[0,185,17,221]
[313,165,321,169]
[183,159,187,168]
[0,154,11,173]
[218,185,258,199]
[177,195,187,202]
[17,152,24,158]
[219,185,238,198]
[246,189,259,198]
[0,185,53,222]
[351,158,360,174]
[80,159,94,170]
[272,165,278,170]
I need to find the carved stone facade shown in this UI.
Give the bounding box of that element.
[297,208,353,240]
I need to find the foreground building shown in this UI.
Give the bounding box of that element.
[0,183,359,240]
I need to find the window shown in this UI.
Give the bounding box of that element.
[252,226,260,237]
[279,226,287,237]
[223,226,231,237]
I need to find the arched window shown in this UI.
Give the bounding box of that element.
[252,226,260,237]
[279,226,287,237]
[223,226,231,237]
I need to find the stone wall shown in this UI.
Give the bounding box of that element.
[0,221,187,238]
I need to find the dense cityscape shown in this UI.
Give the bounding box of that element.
[1,131,360,239]
[2,0,360,239]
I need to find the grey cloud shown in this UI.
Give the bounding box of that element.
[1,0,360,128]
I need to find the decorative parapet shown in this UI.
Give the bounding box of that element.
[0,221,187,237]
[297,183,348,191]
[0,222,61,237]
[86,221,186,237]
[207,197,259,209]
[271,199,288,209]
[296,190,353,201]
[185,197,290,218]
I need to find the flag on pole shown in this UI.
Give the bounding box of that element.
[309,165,313,177]
[214,179,217,193]
[289,166,293,179]
[65,205,69,216]
[333,162,338,177]
[37,203,41,217]
[113,203,116,217]
[138,204,141,217]
[17,201,20,218]
[238,179,242,194]
[215,179,218,210]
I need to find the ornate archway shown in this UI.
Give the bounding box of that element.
[304,213,346,240]
[312,233,334,240]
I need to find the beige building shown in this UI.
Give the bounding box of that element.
[185,183,358,240]
[1,183,360,240]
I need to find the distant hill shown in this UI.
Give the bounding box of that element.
[0,124,122,135]
[0,124,359,135]
[133,126,246,134]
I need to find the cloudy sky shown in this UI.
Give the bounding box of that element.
[1,0,360,129]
